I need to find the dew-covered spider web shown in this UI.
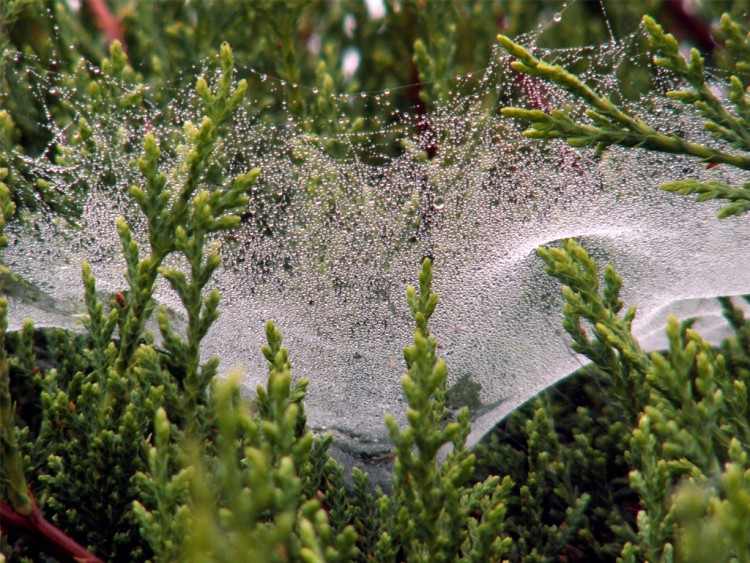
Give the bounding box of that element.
[4,4,750,462]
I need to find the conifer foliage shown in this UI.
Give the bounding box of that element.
[492,13,750,562]
[2,2,750,562]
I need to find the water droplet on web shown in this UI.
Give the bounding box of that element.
[432,196,445,210]
[553,12,563,23]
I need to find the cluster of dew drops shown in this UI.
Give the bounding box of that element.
[8,4,745,446]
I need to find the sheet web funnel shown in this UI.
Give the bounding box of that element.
[4,18,750,462]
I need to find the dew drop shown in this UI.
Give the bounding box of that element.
[432,195,445,210]
[552,12,562,23]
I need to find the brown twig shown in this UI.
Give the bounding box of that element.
[0,493,103,563]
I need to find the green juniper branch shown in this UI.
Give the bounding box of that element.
[0,179,29,517]
[381,258,512,563]
[4,41,261,561]
[497,34,750,170]
[113,41,254,394]
[537,239,649,424]
[497,16,750,218]
[537,237,750,561]
[0,168,106,562]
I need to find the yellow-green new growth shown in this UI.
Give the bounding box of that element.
[537,239,648,423]
[497,32,750,169]
[382,258,512,562]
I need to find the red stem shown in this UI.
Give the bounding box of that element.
[664,0,716,54]
[0,494,103,563]
[84,0,125,49]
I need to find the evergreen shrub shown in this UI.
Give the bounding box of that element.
[1,2,750,561]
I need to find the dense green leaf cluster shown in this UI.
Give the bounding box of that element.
[472,242,750,561]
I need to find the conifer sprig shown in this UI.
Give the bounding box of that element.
[1,169,107,562]
[0,176,29,516]
[135,336,359,562]
[115,42,255,380]
[497,33,750,168]
[382,258,512,562]
[538,237,750,560]
[7,41,260,560]
[537,239,648,423]
[497,16,750,217]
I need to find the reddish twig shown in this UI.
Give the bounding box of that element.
[84,0,125,49]
[0,494,103,563]
[664,0,716,54]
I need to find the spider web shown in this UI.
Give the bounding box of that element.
[4,5,750,457]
